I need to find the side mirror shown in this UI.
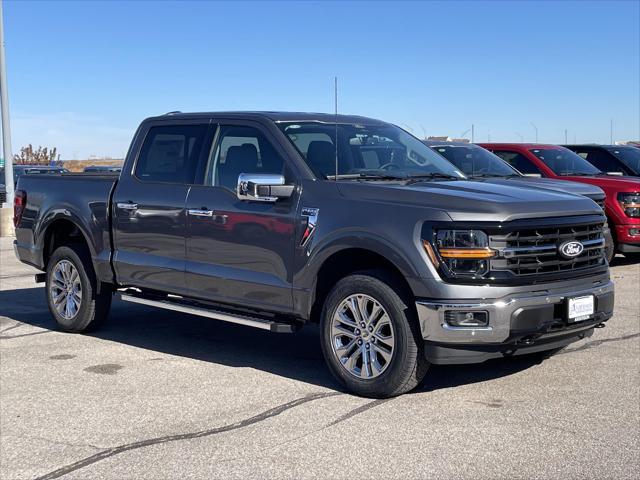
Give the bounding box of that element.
[237,173,294,202]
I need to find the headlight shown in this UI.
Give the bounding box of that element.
[618,192,640,217]
[424,230,496,277]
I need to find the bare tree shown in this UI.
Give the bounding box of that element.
[13,144,60,165]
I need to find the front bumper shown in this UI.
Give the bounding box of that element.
[416,279,614,364]
[615,224,640,247]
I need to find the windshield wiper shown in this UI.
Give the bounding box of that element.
[326,172,407,180]
[405,172,463,182]
[558,172,596,177]
[469,173,511,178]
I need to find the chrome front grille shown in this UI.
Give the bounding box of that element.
[490,221,606,277]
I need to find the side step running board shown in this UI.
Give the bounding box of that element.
[119,293,298,333]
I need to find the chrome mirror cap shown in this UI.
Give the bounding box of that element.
[237,173,293,202]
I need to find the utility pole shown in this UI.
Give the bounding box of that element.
[610,119,613,144]
[471,124,475,143]
[564,129,568,144]
[530,122,538,143]
[0,0,14,207]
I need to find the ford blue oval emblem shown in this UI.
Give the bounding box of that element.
[559,240,584,259]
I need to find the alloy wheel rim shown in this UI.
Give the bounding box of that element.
[50,260,82,320]
[330,294,395,379]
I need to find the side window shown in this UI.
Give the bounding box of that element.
[135,125,208,184]
[207,126,286,190]
[493,150,542,175]
[584,150,622,173]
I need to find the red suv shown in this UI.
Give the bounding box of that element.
[479,143,640,259]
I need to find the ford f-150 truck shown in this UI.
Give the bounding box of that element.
[480,143,640,259]
[13,112,614,397]
[423,141,615,262]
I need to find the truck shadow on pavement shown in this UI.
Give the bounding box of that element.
[0,287,547,395]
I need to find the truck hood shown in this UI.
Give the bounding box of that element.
[336,179,603,222]
[474,176,605,200]
[560,175,640,191]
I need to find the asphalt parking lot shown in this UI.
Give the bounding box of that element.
[0,236,638,480]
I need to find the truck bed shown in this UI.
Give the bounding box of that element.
[13,173,118,284]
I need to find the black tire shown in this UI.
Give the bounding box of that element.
[45,244,112,332]
[319,271,429,398]
[603,228,615,264]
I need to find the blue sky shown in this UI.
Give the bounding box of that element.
[2,0,639,159]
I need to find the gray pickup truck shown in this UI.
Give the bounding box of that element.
[13,112,614,397]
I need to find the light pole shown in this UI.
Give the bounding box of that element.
[0,0,14,207]
[610,119,613,144]
[530,122,538,143]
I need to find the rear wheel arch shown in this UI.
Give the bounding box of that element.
[41,218,96,272]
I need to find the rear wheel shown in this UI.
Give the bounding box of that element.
[320,272,428,398]
[46,245,112,332]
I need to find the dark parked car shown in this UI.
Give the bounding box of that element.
[83,165,122,173]
[2,165,68,204]
[2,165,69,187]
[563,145,640,176]
[13,112,614,397]
[423,141,614,262]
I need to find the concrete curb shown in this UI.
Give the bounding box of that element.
[0,207,14,237]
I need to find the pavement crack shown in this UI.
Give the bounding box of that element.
[34,391,340,480]
[0,322,24,334]
[255,398,392,455]
[325,398,391,428]
[0,330,52,340]
[16,433,103,451]
[558,332,640,355]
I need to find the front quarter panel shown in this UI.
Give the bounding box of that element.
[291,179,451,316]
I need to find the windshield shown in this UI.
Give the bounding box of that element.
[429,144,519,177]
[277,122,466,180]
[530,148,601,176]
[606,147,640,174]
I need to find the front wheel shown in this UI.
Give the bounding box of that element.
[46,245,112,332]
[319,272,428,398]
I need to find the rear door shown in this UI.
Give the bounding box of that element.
[184,120,298,312]
[112,120,212,294]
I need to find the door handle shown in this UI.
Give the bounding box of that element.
[117,202,138,210]
[188,208,214,217]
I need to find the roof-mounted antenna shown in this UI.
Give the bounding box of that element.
[334,76,338,180]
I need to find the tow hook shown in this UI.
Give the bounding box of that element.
[595,322,607,329]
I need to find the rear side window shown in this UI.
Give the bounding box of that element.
[581,149,625,174]
[492,150,543,175]
[135,125,208,184]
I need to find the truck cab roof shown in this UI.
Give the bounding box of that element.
[148,111,386,126]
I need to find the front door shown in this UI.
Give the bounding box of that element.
[185,122,297,312]
[112,121,211,294]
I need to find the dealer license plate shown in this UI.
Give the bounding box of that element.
[567,295,594,322]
